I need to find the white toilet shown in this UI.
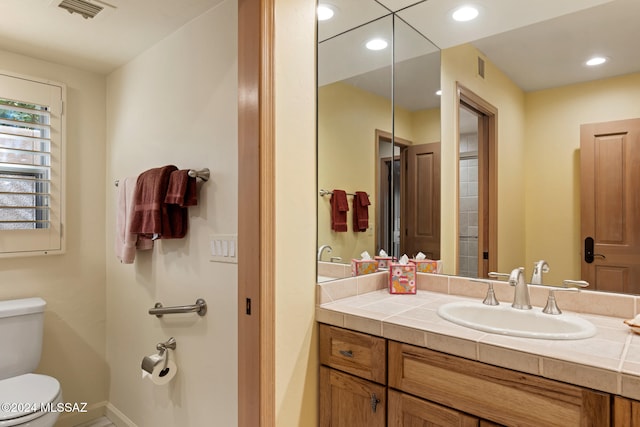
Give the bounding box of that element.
[0,298,62,427]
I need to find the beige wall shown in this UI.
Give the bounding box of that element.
[411,108,442,146]
[440,43,526,275]
[524,72,640,284]
[104,2,238,426]
[274,0,318,425]
[0,51,108,425]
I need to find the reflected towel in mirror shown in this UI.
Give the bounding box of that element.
[330,189,348,232]
[353,191,370,232]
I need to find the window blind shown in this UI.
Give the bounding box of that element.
[0,99,52,230]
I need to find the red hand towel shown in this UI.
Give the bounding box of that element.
[130,165,187,239]
[330,189,349,232]
[353,191,370,232]
[165,169,198,207]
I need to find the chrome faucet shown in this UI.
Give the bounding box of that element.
[317,245,332,261]
[509,267,532,310]
[531,260,550,284]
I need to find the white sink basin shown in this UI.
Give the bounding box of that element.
[437,301,597,340]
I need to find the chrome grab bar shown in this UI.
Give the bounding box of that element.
[149,298,207,318]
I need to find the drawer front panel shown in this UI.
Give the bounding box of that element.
[388,341,610,427]
[320,324,386,384]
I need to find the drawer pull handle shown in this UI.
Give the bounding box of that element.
[370,393,380,413]
[339,350,353,358]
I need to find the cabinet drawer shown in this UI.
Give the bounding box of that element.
[319,324,386,384]
[388,341,610,427]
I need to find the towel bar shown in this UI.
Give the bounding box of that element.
[319,189,369,197]
[149,298,207,318]
[115,168,210,187]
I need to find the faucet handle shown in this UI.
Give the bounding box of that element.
[488,271,510,280]
[530,283,583,315]
[562,279,589,288]
[470,279,499,306]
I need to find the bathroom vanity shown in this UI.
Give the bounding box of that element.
[317,272,640,426]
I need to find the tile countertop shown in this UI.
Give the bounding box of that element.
[316,271,640,400]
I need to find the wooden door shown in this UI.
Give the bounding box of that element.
[403,142,441,259]
[388,389,479,426]
[581,119,640,293]
[320,366,386,427]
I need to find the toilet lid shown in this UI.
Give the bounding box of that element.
[0,374,60,421]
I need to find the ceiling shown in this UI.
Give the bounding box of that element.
[0,0,636,90]
[0,0,224,74]
[319,0,640,111]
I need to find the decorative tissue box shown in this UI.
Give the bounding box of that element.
[410,259,442,274]
[389,263,416,294]
[374,256,396,269]
[351,259,379,276]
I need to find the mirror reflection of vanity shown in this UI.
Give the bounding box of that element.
[317,0,640,293]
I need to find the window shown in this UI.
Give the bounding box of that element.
[0,73,65,256]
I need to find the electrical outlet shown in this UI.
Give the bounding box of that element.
[210,234,238,264]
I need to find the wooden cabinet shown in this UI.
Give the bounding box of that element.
[319,324,387,427]
[319,323,614,426]
[614,396,640,426]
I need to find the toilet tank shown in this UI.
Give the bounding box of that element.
[0,297,46,381]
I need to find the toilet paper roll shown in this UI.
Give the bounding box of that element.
[141,351,178,385]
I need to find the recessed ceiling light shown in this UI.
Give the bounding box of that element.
[586,56,607,66]
[435,90,442,96]
[317,4,334,21]
[366,38,388,51]
[452,6,479,22]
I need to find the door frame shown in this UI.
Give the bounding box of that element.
[238,0,275,425]
[375,129,410,257]
[456,83,498,278]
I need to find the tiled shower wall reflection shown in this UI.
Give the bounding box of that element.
[459,133,478,277]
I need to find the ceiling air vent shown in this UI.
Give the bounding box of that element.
[58,0,103,19]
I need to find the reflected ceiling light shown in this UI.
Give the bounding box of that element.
[452,6,479,22]
[586,56,607,66]
[435,90,442,96]
[317,4,334,21]
[366,38,388,51]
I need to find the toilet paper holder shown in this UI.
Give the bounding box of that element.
[157,337,177,352]
[141,337,177,374]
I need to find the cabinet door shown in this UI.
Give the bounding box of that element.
[388,389,479,426]
[320,366,386,427]
[614,396,640,426]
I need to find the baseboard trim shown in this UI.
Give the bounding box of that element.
[104,402,138,427]
[55,401,107,427]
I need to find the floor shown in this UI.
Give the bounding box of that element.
[74,417,115,427]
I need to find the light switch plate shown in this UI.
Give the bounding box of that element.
[210,234,238,264]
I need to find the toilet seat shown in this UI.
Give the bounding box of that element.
[0,374,61,426]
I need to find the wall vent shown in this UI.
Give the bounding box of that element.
[58,0,103,19]
[477,57,486,79]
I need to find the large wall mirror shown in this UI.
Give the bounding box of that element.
[317,0,640,294]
